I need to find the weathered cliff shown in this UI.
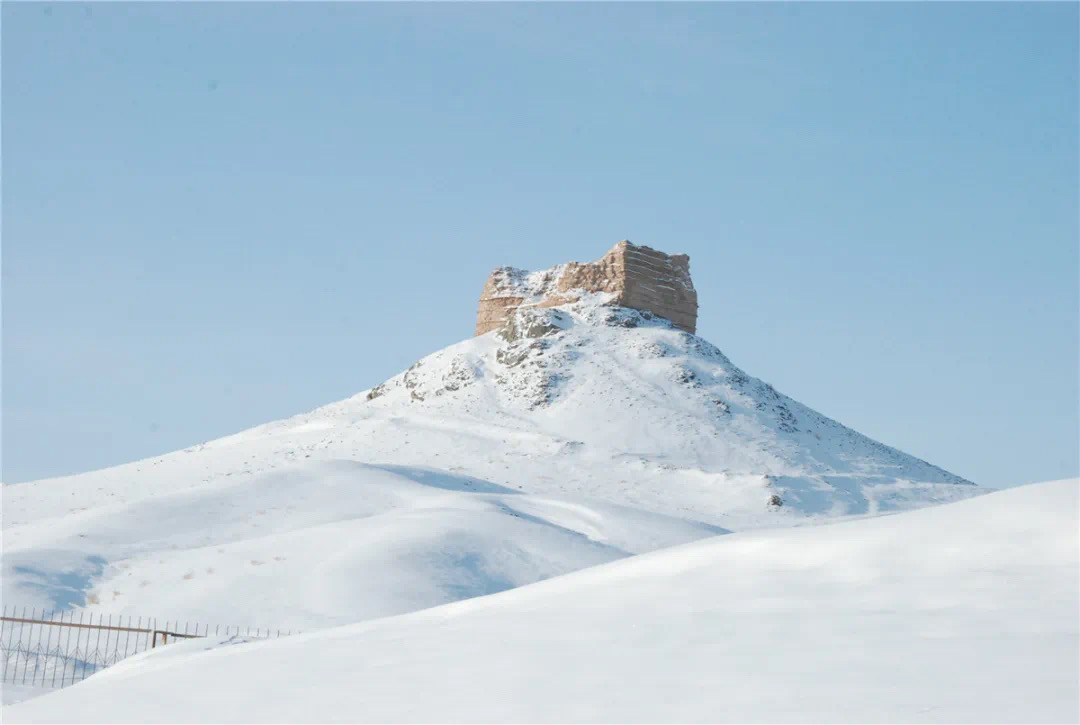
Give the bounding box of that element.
[475,241,698,335]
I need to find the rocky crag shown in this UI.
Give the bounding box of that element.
[475,241,699,336]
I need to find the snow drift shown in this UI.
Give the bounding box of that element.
[5,479,1075,723]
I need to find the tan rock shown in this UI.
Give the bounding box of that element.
[475,241,698,335]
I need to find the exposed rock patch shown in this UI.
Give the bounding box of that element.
[497,308,572,343]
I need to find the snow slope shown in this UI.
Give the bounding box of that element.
[1,462,721,629]
[6,479,1075,724]
[2,300,979,629]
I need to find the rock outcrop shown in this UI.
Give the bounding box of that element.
[475,241,698,336]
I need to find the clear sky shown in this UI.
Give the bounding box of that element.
[3,2,1077,489]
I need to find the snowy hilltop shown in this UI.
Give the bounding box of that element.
[3,242,980,640]
[364,297,973,519]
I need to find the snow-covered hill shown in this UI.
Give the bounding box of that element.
[2,299,979,629]
[6,479,1075,724]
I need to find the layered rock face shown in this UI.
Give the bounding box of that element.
[475,241,699,336]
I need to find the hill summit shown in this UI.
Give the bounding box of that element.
[1,238,981,633]
[359,240,975,521]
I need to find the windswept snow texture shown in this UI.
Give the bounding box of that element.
[1,462,721,629]
[5,480,1075,724]
[3,301,978,628]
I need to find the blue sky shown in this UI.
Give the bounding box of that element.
[3,2,1077,488]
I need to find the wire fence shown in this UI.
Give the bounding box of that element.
[1,605,294,690]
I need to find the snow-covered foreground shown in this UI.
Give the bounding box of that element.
[1,684,54,707]
[6,479,1076,724]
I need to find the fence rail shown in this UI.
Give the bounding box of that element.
[1,606,293,690]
